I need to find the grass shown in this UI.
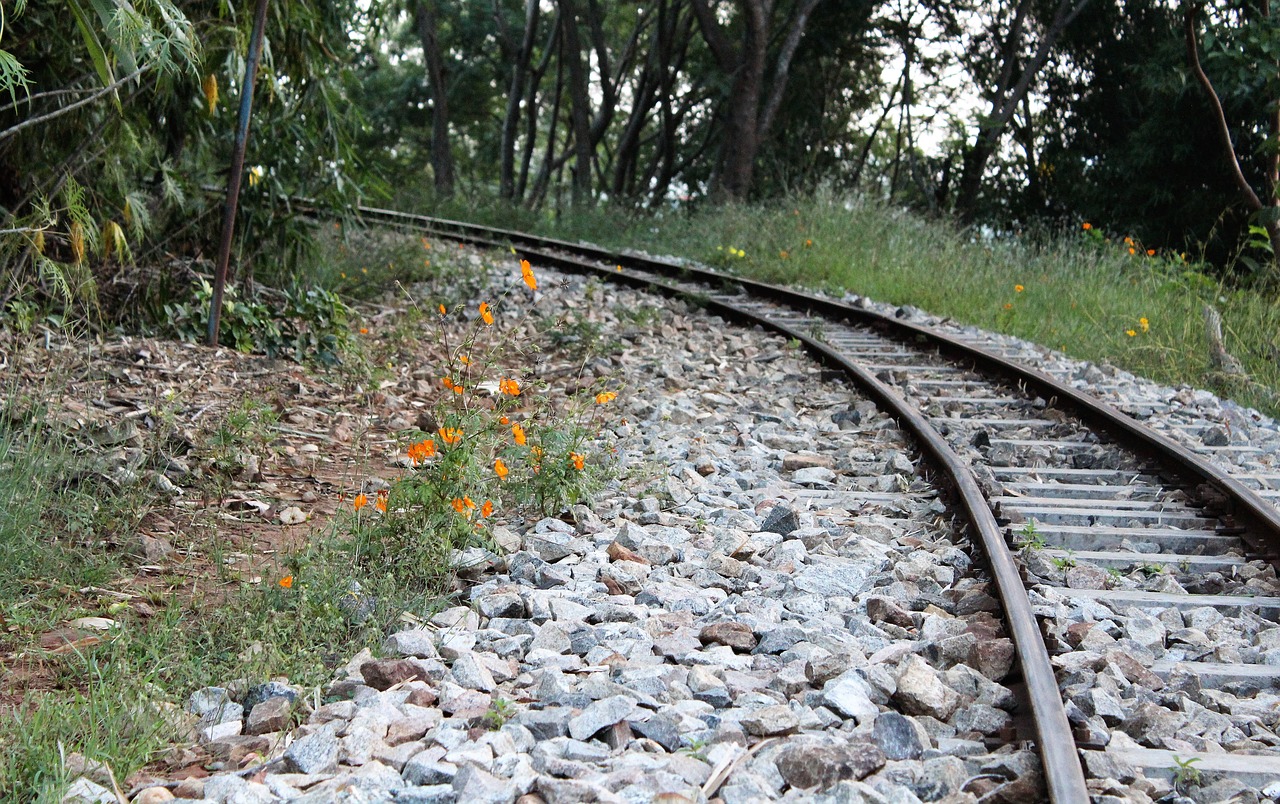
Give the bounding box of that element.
[0,377,452,800]
[418,193,1280,419]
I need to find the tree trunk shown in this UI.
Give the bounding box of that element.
[412,0,455,198]
[501,0,540,201]
[558,0,594,205]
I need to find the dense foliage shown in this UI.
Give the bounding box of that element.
[3,0,1280,316]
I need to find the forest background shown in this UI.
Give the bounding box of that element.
[2,0,1280,382]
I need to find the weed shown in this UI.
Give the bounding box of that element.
[482,697,516,730]
[1171,755,1202,793]
[1017,520,1046,551]
[1139,563,1165,577]
[1050,552,1077,570]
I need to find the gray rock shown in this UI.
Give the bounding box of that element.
[403,753,458,787]
[383,629,441,659]
[761,505,801,536]
[395,785,458,804]
[630,713,682,752]
[451,764,517,804]
[741,705,800,736]
[773,738,885,790]
[517,707,572,740]
[895,656,958,720]
[61,778,117,804]
[284,727,340,774]
[568,695,636,741]
[452,651,497,692]
[822,673,879,723]
[242,681,299,710]
[872,712,923,760]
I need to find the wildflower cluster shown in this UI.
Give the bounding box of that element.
[343,254,619,570]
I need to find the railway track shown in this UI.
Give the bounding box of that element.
[340,206,1280,801]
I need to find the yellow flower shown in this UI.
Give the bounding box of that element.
[354,493,368,511]
[494,458,509,480]
[1139,317,1150,333]
[248,166,263,187]
[1014,284,1024,293]
[595,391,617,405]
[1125,329,1137,337]
[521,259,538,291]
[499,378,521,396]
[570,452,585,471]
[512,423,526,446]
[202,73,219,114]
[439,427,463,445]
[480,302,494,325]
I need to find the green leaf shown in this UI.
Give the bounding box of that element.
[66,0,119,111]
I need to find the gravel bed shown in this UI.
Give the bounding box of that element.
[101,265,1047,804]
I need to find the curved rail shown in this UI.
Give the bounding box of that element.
[338,203,1280,801]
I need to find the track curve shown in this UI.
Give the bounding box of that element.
[341,204,1280,801]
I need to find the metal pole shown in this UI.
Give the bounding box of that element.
[207,0,271,347]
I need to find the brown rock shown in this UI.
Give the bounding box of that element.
[972,638,1015,680]
[404,682,438,707]
[360,658,429,690]
[132,788,176,804]
[607,541,649,565]
[1105,650,1165,690]
[1064,621,1094,648]
[245,696,291,735]
[865,597,915,629]
[173,778,206,799]
[782,452,835,471]
[205,734,270,765]
[698,621,757,652]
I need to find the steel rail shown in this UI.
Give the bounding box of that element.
[340,207,1090,801]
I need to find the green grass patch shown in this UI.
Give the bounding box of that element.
[421,194,1279,418]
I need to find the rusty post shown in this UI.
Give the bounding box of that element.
[207,0,271,347]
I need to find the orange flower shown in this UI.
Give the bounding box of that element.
[804,239,813,248]
[521,259,538,291]
[278,576,294,589]
[1128,247,1136,255]
[1146,248,1155,256]
[359,327,369,334]
[595,391,617,405]
[480,302,494,325]
[421,237,431,250]
[1003,303,1013,310]
[499,416,510,425]
[459,355,470,365]
[407,439,436,464]
[354,493,368,511]
[494,458,509,479]
[570,452,585,471]
[439,303,447,315]
[779,250,789,259]
[481,500,494,518]
[1014,284,1024,293]
[512,423,526,445]
[499,378,521,396]
[439,427,463,445]
[375,491,388,513]
[442,376,456,391]
[1082,222,1093,231]
[451,497,466,513]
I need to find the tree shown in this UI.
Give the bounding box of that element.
[412,0,456,197]
[689,0,825,200]
[951,0,1090,221]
